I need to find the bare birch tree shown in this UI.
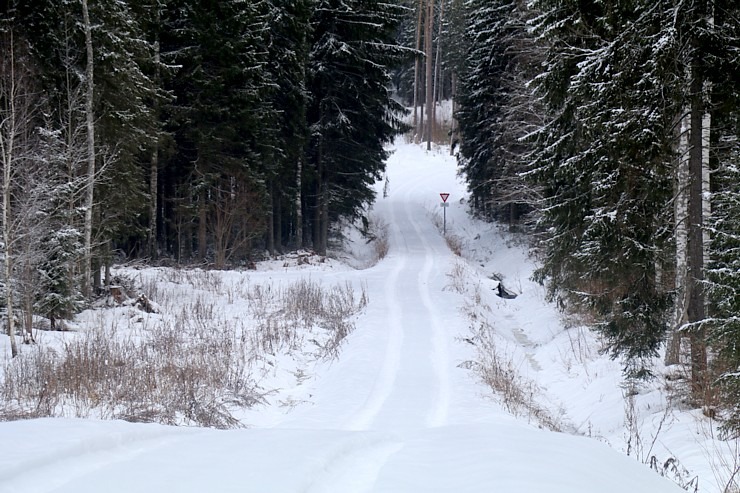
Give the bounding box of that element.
[0,27,22,357]
[81,0,96,298]
[666,114,691,366]
[0,26,61,352]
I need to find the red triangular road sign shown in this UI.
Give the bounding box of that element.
[440,193,450,203]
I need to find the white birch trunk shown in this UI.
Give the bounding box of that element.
[702,11,713,275]
[702,100,711,273]
[0,30,18,357]
[295,157,303,247]
[81,0,96,298]
[666,114,690,365]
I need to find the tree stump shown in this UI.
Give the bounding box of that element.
[109,286,126,304]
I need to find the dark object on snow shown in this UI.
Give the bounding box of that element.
[136,294,158,313]
[496,282,518,299]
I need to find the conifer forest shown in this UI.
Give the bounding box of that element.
[1,1,739,435]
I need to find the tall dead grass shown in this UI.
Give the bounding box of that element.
[1,272,367,428]
[451,263,560,431]
[463,314,562,432]
[369,216,390,264]
[429,208,464,256]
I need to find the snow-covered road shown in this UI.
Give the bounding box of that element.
[0,142,685,492]
[322,196,454,432]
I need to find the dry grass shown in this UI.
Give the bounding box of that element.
[463,315,562,432]
[446,261,470,295]
[623,388,701,492]
[428,208,464,256]
[367,215,390,266]
[456,277,559,431]
[445,233,464,256]
[0,271,367,428]
[695,417,740,493]
[0,318,254,428]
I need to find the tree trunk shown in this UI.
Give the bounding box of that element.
[425,0,434,150]
[275,194,282,253]
[420,87,425,139]
[21,254,35,343]
[413,0,423,142]
[104,240,111,286]
[703,3,715,270]
[198,191,207,260]
[92,257,101,293]
[315,137,327,256]
[296,157,303,248]
[687,68,707,399]
[684,0,714,402]
[81,0,96,299]
[432,0,444,134]
[449,71,457,154]
[267,183,275,256]
[666,113,691,366]
[0,29,19,357]
[312,179,321,253]
[148,37,160,260]
[320,188,329,256]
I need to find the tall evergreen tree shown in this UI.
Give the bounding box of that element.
[528,1,680,376]
[262,0,313,253]
[306,0,409,255]
[704,0,740,434]
[708,137,740,435]
[456,0,540,224]
[33,120,85,331]
[161,0,273,265]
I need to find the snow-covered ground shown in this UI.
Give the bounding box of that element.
[1,140,737,492]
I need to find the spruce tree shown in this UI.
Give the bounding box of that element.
[33,120,85,330]
[456,0,539,223]
[262,0,312,253]
[528,1,680,376]
[306,0,409,254]
[708,141,740,435]
[160,0,273,265]
[705,0,740,434]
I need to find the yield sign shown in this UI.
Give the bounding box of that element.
[440,193,450,203]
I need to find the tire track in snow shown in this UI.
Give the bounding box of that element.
[1,426,194,493]
[337,158,452,431]
[304,183,452,491]
[342,202,406,432]
[397,166,453,428]
[406,201,451,428]
[300,434,403,493]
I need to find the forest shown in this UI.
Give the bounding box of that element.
[0,0,738,436]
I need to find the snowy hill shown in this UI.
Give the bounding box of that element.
[1,140,736,493]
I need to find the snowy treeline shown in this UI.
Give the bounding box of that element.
[0,1,407,354]
[430,0,740,435]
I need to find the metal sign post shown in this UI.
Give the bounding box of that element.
[440,193,450,235]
